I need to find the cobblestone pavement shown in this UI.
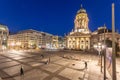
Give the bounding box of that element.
[0,50,119,80]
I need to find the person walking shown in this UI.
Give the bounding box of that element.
[20,65,24,80]
[85,61,87,69]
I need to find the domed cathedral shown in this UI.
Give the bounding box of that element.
[66,5,91,50]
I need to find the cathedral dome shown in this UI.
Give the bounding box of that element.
[0,24,8,31]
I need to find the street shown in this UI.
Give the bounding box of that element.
[0,50,120,80]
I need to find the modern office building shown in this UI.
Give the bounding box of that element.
[0,24,9,50]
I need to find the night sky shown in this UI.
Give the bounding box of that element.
[0,0,120,36]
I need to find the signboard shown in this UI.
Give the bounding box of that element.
[106,47,112,76]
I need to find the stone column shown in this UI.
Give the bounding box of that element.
[85,37,86,49]
[78,37,80,49]
[88,38,90,49]
[67,38,69,49]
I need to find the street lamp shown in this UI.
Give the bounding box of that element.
[11,42,15,49]
[94,42,105,72]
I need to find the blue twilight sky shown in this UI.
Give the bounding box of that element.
[0,0,120,36]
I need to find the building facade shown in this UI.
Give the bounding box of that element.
[66,5,120,50]
[91,26,120,49]
[66,5,91,50]
[0,24,9,50]
[8,29,54,50]
[52,36,58,49]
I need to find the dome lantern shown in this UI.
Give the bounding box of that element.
[77,4,86,14]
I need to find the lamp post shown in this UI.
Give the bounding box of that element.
[94,42,105,72]
[103,24,106,80]
[112,3,116,80]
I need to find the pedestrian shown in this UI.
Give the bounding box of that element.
[45,60,49,64]
[48,57,50,63]
[85,61,87,69]
[20,66,24,80]
[41,54,44,58]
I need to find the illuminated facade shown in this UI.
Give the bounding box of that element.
[66,5,91,50]
[8,29,54,49]
[0,24,9,50]
[52,36,58,49]
[91,26,120,49]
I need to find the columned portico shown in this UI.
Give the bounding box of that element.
[67,35,91,50]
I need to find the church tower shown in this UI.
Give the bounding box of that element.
[74,5,90,33]
[66,5,91,50]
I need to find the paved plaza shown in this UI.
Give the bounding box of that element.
[0,50,120,80]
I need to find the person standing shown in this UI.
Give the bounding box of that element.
[49,57,50,63]
[20,65,24,80]
[46,57,50,64]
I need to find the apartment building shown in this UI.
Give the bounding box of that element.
[8,29,54,50]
